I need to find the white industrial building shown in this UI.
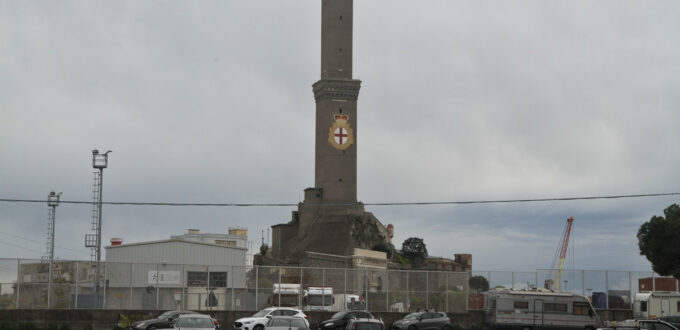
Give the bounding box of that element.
[104,228,250,310]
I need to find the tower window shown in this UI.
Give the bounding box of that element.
[339,48,342,52]
[340,15,342,21]
[338,178,343,182]
[339,108,342,113]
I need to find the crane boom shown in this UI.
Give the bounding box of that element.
[545,216,574,291]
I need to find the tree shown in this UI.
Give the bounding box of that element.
[401,237,428,267]
[637,204,680,279]
[469,275,490,293]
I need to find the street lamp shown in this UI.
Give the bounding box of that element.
[91,149,110,308]
[46,191,61,309]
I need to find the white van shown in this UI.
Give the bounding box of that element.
[484,288,602,330]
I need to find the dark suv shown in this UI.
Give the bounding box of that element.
[318,311,374,330]
[390,312,452,330]
[659,317,680,329]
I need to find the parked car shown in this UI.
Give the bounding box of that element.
[346,318,384,330]
[390,312,451,330]
[597,319,679,330]
[318,311,374,330]
[234,307,309,330]
[131,310,197,330]
[174,314,217,330]
[265,316,310,330]
[659,316,680,328]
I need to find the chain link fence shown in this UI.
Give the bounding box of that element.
[1,258,675,312]
[0,258,469,312]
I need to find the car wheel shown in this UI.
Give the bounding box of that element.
[521,327,531,330]
[443,326,452,330]
[408,326,417,330]
[147,327,158,330]
[254,325,264,330]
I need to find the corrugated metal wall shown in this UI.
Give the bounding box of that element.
[105,241,247,288]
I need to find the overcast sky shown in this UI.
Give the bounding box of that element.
[1,1,679,279]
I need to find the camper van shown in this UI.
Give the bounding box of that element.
[484,288,602,330]
[633,292,680,319]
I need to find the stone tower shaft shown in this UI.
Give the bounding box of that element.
[313,0,361,203]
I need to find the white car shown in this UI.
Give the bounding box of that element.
[234,307,309,330]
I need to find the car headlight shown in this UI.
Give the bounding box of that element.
[243,321,253,325]
[137,323,147,327]
[323,323,334,328]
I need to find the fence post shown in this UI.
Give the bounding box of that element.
[156,263,160,310]
[581,270,585,296]
[386,270,389,312]
[103,262,107,309]
[231,265,235,311]
[629,271,633,310]
[322,268,326,308]
[130,263,133,310]
[182,264,185,311]
[365,268,368,310]
[343,268,347,311]
[15,259,20,309]
[74,261,78,309]
[426,271,429,309]
[605,271,609,310]
[406,271,409,312]
[535,271,538,290]
[465,272,470,312]
[445,272,449,313]
[255,266,259,310]
[511,271,515,290]
[278,267,282,308]
[300,267,303,308]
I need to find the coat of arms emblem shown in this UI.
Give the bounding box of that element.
[328,114,354,150]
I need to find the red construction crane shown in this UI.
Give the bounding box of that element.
[545,216,574,291]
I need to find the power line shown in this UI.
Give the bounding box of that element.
[0,240,44,255]
[0,232,90,255]
[0,192,678,207]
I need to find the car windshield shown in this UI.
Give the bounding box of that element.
[331,312,348,319]
[291,319,307,328]
[175,317,214,328]
[269,319,290,327]
[252,310,272,317]
[405,313,423,320]
[158,311,175,320]
[355,323,382,330]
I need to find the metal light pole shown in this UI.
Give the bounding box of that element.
[90,149,110,308]
[46,191,61,309]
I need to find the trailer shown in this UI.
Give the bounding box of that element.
[484,288,601,330]
[633,292,680,319]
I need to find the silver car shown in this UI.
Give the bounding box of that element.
[174,314,217,330]
[266,316,310,330]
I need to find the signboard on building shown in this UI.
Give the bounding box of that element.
[148,270,181,285]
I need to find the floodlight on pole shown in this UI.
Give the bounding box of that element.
[88,149,111,308]
[46,190,61,309]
